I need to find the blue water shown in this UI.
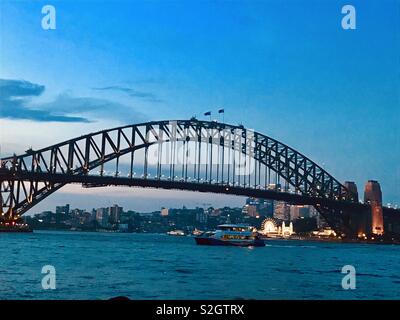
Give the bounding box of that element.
[1,231,399,299]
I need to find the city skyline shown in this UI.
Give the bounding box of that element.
[1,0,399,212]
[25,197,322,234]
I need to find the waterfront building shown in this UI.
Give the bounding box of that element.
[118,223,129,232]
[312,228,336,237]
[242,204,258,217]
[280,221,294,237]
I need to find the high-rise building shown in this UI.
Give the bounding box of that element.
[96,207,109,227]
[195,209,208,224]
[274,201,290,221]
[243,197,273,218]
[108,204,123,224]
[290,205,311,220]
[258,199,274,217]
[242,204,258,217]
[55,204,70,224]
[56,204,70,215]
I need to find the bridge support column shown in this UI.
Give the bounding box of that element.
[371,201,384,236]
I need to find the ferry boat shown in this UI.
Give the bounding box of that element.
[195,224,265,247]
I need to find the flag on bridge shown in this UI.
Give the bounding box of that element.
[218,108,224,114]
[204,111,211,116]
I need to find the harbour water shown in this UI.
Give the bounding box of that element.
[1,231,400,300]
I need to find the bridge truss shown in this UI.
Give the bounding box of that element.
[0,119,359,235]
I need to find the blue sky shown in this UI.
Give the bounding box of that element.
[0,0,399,211]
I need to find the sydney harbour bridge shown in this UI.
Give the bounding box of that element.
[0,119,398,238]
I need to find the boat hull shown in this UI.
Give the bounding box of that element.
[195,236,265,247]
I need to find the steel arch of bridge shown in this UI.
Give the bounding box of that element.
[0,119,357,232]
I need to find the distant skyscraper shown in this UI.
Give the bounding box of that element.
[108,204,123,224]
[56,204,70,215]
[243,197,273,217]
[274,201,290,221]
[55,204,70,224]
[290,205,311,220]
[96,207,109,227]
[242,204,258,217]
[259,199,274,217]
[195,209,208,223]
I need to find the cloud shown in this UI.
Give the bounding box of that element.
[92,85,163,103]
[0,79,89,122]
[40,93,146,122]
[0,79,146,123]
[0,79,45,97]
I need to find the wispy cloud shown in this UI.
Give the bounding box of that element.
[0,79,146,123]
[0,79,89,122]
[92,85,163,103]
[40,93,146,122]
